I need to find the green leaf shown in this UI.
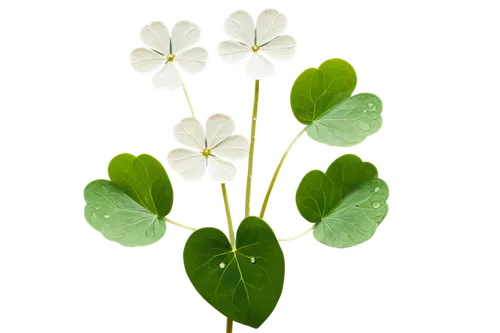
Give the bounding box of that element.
[314,178,389,248]
[290,58,357,125]
[108,153,173,217]
[84,180,166,247]
[296,154,389,248]
[306,93,383,147]
[183,217,285,328]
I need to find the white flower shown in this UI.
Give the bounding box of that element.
[167,114,250,183]
[217,9,297,79]
[130,21,208,90]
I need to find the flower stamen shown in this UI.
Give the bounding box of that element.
[167,54,176,62]
[251,45,260,52]
[201,148,211,157]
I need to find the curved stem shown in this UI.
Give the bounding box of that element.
[181,83,196,117]
[242,80,262,217]
[221,184,235,249]
[226,318,233,333]
[162,216,198,232]
[258,127,305,219]
[278,225,314,243]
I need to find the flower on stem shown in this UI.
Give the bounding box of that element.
[217,9,297,79]
[167,114,249,183]
[130,21,208,90]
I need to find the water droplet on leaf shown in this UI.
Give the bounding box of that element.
[372,202,381,209]
[104,213,110,219]
[374,187,380,192]
[250,257,256,264]
[363,110,367,113]
[368,103,374,108]
[219,262,225,269]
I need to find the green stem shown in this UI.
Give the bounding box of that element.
[181,83,196,117]
[221,183,235,249]
[162,216,198,232]
[245,80,260,217]
[258,127,305,219]
[278,224,314,244]
[226,317,233,333]
[219,184,236,333]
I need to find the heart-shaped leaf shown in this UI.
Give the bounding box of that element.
[183,217,285,328]
[296,154,389,248]
[84,179,166,247]
[108,153,173,217]
[306,93,383,147]
[290,58,357,125]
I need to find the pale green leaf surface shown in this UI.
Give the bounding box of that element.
[307,93,383,147]
[84,179,166,247]
[183,217,284,328]
[314,178,389,248]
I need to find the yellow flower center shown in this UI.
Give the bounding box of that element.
[167,54,176,62]
[251,45,260,52]
[201,148,211,157]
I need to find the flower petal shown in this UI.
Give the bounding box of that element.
[175,47,208,74]
[173,117,206,150]
[212,135,249,161]
[152,62,182,90]
[207,156,237,183]
[171,20,201,55]
[224,10,255,46]
[130,47,165,73]
[167,148,206,181]
[256,9,288,46]
[141,21,170,55]
[217,41,251,64]
[260,35,297,61]
[205,114,235,149]
[245,52,274,79]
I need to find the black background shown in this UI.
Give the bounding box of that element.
[70,1,402,332]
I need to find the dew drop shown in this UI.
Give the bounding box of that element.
[219,262,225,269]
[104,213,110,219]
[250,257,256,264]
[368,103,374,108]
[374,187,380,192]
[253,117,257,121]
[363,110,367,113]
[372,202,381,209]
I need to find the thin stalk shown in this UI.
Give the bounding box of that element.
[219,184,236,333]
[162,216,198,232]
[258,127,305,219]
[243,80,262,217]
[278,225,314,243]
[226,318,233,333]
[221,184,235,249]
[181,83,196,117]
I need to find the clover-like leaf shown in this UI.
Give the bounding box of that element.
[291,59,383,147]
[84,180,166,247]
[183,217,284,328]
[296,154,389,248]
[108,153,173,216]
[313,178,389,248]
[290,58,357,125]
